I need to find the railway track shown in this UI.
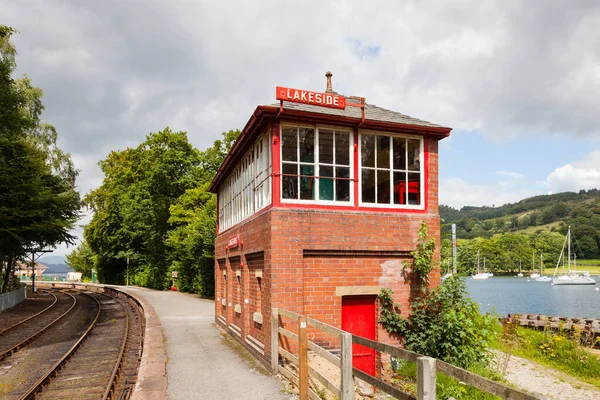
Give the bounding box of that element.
[0,290,77,362]
[0,291,57,331]
[0,288,143,400]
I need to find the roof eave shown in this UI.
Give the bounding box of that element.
[208,106,277,193]
[208,106,451,192]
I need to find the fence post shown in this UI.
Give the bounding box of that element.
[417,356,436,400]
[298,315,308,400]
[340,332,354,400]
[271,308,279,373]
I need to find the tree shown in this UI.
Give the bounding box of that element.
[65,241,95,280]
[84,128,204,288]
[0,26,81,292]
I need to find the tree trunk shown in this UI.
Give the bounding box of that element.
[2,255,14,293]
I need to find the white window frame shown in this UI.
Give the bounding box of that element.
[218,131,272,232]
[358,131,425,210]
[279,124,354,206]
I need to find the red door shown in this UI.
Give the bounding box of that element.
[341,295,376,376]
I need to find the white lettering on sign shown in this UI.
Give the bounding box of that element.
[227,235,240,249]
[277,86,346,110]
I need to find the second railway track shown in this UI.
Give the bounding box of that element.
[0,287,144,400]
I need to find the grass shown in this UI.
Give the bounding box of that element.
[513,221,562,235]
[389,359,503,400]
[492,321,600,389]
[539,264,600,275]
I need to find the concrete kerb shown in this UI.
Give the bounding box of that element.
[118,288,168,400]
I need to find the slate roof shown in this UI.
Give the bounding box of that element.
[266,96,449,130]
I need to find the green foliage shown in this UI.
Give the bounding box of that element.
[65,242,96,280]
[403,221,436,287]
[380,277,496,369]
[492,324,600,388]
[441,189,600,260]
[82,128,239,295]
[378,288,407,336]
[0,25,81,292]
[390,358,501,400]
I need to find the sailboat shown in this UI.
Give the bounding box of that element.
[482,257,494,277]
[536,253,552,282]
[552,226,596,286]
[517,259,523,277]
[530,251,540,279]
[472,250,489,280]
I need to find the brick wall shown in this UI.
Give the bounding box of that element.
[214,135,442,367]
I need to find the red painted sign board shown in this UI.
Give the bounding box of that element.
[276,86,346,110]
[227,235,240,249]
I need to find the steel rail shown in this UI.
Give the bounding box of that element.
[102,294,131,400]
[19,292,102,400]
[0,291,77,362]
[0,291,57,336]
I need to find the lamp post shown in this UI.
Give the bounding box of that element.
[24,248,53,293]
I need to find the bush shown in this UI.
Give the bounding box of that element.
[380,276,496,369]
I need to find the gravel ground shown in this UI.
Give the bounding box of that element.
[499,353,600,400]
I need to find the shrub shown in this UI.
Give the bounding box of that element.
[380,276,496,369]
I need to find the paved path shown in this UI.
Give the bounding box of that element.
[122,287,296,400]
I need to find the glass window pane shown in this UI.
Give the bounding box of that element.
[336,167,350,202]
[393,171,407,204]
[407,139,421,171]
[319,165,334,200]
[377,170,390,203]
[377,136,390,168]
[299,128,315,163]
[393,137,407,170]
[407,172,421,205]
[319,129,334,164]
[361,169,375,203]
[361,135,375,167]
[282,128,297,162]
[300,163,314,200]
[335,132,350,165]
[282,163,298,199]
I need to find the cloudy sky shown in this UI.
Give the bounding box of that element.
[4,0,600,256]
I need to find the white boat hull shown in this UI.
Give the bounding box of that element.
[472,273,489,280]
[552,276,596,285]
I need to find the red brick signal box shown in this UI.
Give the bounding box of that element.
[209,72,451,371]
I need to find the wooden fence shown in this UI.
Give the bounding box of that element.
[272,308,542,400]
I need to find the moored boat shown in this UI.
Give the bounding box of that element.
[552,226,596,286]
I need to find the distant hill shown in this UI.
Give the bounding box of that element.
[39,255,71,274]
[440,188,600,258]
[39,255,67,264]
[44,263,72,274]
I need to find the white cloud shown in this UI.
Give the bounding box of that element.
[3,0,600,254]
[440,178,535,209]
[546,150,600,193]
[495,170,524,179]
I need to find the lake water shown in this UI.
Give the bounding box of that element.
[465,276,600,319]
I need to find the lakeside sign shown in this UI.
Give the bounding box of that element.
[276,86,346,110]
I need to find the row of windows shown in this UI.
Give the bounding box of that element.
[217,125,424,232]
[281,125,423,207]
[218,133,272,231]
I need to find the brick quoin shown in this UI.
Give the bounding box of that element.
[211,77,451,370]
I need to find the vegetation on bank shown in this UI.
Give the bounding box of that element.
[439,188,600,277]
[492,319,600,389]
